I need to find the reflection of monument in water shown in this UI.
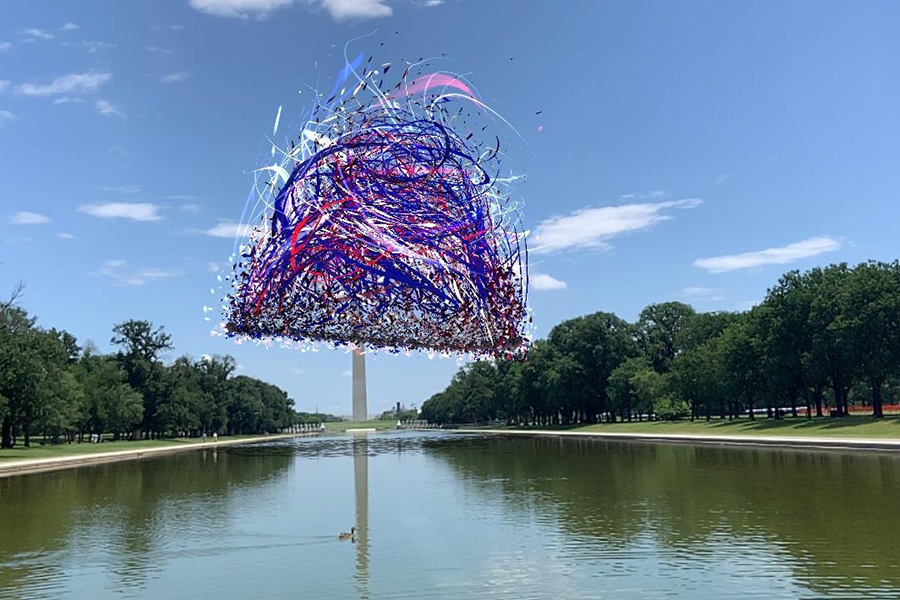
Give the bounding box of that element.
[352,434,370,600]
[352,351,367,421]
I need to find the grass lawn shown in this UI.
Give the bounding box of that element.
[498,415,900,439]
[0,434,271,463]
[324,420,398,432]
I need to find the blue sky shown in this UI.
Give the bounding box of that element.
[2,0,899,416]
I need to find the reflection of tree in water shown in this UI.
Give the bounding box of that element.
[424,435,900,596]
[0,447,292,596]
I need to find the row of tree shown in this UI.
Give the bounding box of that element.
[421,261,900,425]
[0,290,297,447]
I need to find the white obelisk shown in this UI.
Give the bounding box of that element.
[352,350,367,422]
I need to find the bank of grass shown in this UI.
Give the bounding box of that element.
[324,420,397,432]
[486,415,900,439]
[0,434,268,463]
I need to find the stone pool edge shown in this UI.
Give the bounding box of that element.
[0,433,311,479]
[457,428,900,452]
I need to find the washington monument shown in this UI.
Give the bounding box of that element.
[352,351,367,421]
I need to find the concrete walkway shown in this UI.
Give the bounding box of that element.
[461,428,900,452]
[0,433,311,478]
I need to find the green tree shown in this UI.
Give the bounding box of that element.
[548,312,637,422]
[844,261,900,417]
[111,320,173,437]
[637,302,696,373]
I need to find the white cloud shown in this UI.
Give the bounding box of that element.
[101,184,141,194]
[166,194,199,200]
[0,80,9,92]
[681,286,716,297]
[205,221,248,238]
[208,261,222,273]
[715,174,731,184]
[83,40,115,53]
[147,46,175,55]
[18,71,112,96]
[61,22,80,30]
[159,71,191,84]
[57,232,76,240]
[0,110,14,127]
[8,211,50,225]
[531,273,567,291]
[291,367,306,375]
[189,0,294,18]
[23,27,54,40]
[189,0,392,19]
[78,202,163,222]
[52,96,83,105]
[0,43,11,52]
[320,0,392,19]
[424,0,442,5]
[681,287,724,302]
[93,259,184,286]
[340,369,352,377]
[531,198,702,254]
[694,236,842,273]
[95,99,126,119]
[171,24,185,30]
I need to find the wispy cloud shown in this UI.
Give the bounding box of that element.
[7,211,50,225]
[320,0,392,19]
[531,273,567,291]
[715,174,731,184]
[17,71,112,96]
[171,24,185,30]
[147,46,175,55]
[189,0,393,19]
[165,194,199,200]
[101,184,141,194]
[208,261,222,273]
[52,96,83,105]
[83,40,115,53]
[78,202,162,222]
[205,221,248,238]
[681,286,715,297]
[340,369,352,378]
[0,80,9,92]
[57,232,76,240]
[23,27,54,41]
[531,197,702,254]
[93,259,185,286]
[0,110,14,127]
[0,43,11,52]
[424,0,443,5]
[680,287,724,301]
[694,236,842,273]
[61,22,80,31]
[159,71,191,84]
[189,0,294,18]
[95,99,126,119]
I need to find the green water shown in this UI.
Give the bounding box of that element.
[1,432,899,599]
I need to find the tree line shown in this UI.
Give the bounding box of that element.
[0,290,297,448]
[421,261,900,425]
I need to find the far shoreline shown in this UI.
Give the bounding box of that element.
[457,427,900,453]
[0,432,314,479]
